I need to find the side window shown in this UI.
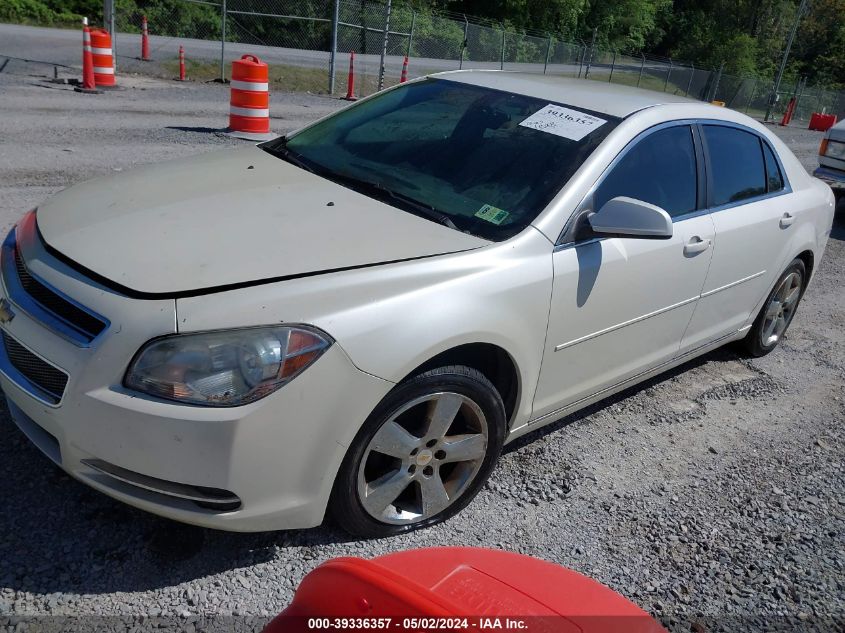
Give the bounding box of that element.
[703,125,766,206]
[762,141,784,193]
[595,125,698,218]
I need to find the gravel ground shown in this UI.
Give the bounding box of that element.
[0,60,843,633]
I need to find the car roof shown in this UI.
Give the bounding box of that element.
[433,70,699,118]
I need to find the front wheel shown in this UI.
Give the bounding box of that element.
[330,365,506,538]
[742,258,806,357]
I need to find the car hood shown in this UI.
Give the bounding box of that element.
[36,146,489,295]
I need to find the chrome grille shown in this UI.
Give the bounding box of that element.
[2,331,68,404]
[13,245,107,339]
[1,224,109,346]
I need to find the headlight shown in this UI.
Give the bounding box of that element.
[124,326,332,407]
[824,140,845,160]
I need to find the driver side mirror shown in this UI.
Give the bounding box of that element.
[588,196,673,240]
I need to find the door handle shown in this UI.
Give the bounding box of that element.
[684,236,711,255]
[780,212,795,228]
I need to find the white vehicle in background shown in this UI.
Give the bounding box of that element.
[0,72,836,537]
[813,118,845,204]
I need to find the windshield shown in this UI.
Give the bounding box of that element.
[262,79,620,241]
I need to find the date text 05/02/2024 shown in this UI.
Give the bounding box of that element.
[305,617,529,630]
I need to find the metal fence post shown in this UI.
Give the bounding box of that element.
[577,44,585,78]
[664,58,673,92]
[329,0,340,94]
[710,62,724,101]
[608,51,616,82]
[814,88,824,114]
[459,16,468,70]
[377,0,392,91]
[745,78,757,113]
[105,0,116,72]
[543,36,552,74]
[584,27,597,78]
[794,75,807,119]
[637,54,645,87]
[359,1,367,56]
[686,64,694,97]
[500,30,505,70]
[406,10,415,58]
[220,0,226,81]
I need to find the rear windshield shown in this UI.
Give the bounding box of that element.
[262,79,619,241]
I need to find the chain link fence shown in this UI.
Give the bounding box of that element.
[111,0,845,122]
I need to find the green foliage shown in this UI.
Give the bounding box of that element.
[578,0,671,52]
[0,0,82,27]
[116,0,220,39]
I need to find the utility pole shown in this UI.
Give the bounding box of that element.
[765,0,809,121]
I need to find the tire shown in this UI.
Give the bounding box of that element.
[742,258,806,357]
[330,365,506,538]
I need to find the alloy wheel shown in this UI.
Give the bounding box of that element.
[356,392,489,525]
[761,271,802,347]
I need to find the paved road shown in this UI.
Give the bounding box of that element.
[0,22,669,86]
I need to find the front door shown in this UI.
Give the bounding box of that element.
[532,123,714,421]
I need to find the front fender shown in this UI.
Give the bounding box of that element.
[176,228,555,430]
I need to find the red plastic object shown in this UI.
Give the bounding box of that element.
[265,547,666,633]
[808,112,837,132]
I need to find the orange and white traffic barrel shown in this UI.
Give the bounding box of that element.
[228,54,272,139]
[90,28,116,88]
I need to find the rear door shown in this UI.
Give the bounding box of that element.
[680,124,794,353]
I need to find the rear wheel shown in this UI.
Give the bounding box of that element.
[742,258,806,357]
[330,365,506,538]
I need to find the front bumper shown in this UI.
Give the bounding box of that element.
[1,219,393,532]
[813,165,845,191]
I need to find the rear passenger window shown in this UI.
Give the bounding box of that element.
[762,142,784,192]
[703,126,766,206]
[595,125,698,218]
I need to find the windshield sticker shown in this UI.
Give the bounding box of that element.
[475,204,510,225]
[518,104,606,141]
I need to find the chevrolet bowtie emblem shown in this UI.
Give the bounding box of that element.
[0,298,15,324]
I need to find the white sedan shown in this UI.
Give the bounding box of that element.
[0,72,835,537]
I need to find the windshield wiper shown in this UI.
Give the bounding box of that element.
[261,140,317,174]
[327,173,461,231]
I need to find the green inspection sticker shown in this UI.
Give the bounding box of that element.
[474,204,510,225]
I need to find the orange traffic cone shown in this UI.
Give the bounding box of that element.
[75,17,99,93]
[344,51,357,101]
[400,55,409,83]
[141,15,150,61]
[178,45,186,81]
